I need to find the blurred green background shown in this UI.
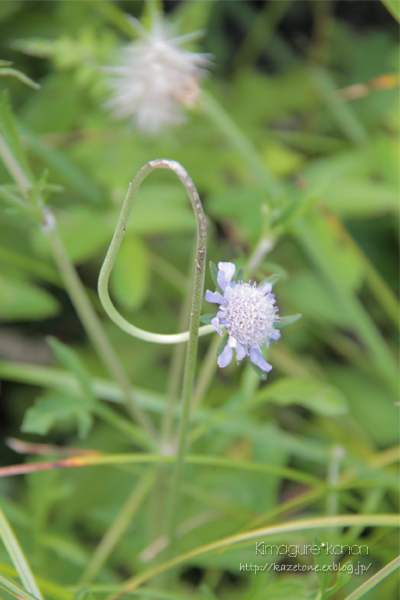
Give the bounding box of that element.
[0,1,398,599]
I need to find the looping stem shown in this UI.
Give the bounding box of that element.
[98,158,213,344]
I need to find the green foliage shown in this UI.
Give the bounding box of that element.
[0,1,398,599]
[0,273,59,320]
[253,378,349,416]
[22,338,98,438]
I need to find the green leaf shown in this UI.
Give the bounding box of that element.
[0,506,43,600]
[253,378,349,416]
[0,90,33,180]
[235,266,244,282]
[110,234,150,311]
[31,205,113,264]
[314,535,332,595]
[200,313,218,325]
[200,584,218,600]
[21,394,93,439]
[274,313,302,328]
[216,333,229,357]
[46,337,94,401]
[381,0,400,22]
[250,362,268,381]
[324,563,353,598]
[209,260,223,293]
[0,273,59,320]
[259,273,280,287]
[0,572,39,600]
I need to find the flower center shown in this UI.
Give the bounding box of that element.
[222,283,277,348]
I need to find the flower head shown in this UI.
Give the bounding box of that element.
[205,262,281,373]
[105,16,209,135]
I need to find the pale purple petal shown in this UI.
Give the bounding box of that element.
[259,281,272,295]
[217,262,236,291]
[218,343,233,368]
[235,341,247,361]
[211,316,222,336]
[271,329,281,340]
[205,290,224,304]
[223,287,234,301]
[228,336,237,348]
[249,348,273,373]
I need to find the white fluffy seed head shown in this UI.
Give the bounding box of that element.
[105,18,209,134]
[220,283,278,348]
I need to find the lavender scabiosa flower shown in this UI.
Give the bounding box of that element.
[205,262,281,373]
[105,16,209,135]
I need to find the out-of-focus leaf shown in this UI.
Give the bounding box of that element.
[324,564,353,598]
[281,272,349,326]
[253,378,349,416]
[20,124,104,205]
[0,273,59,320]
[250,362,267,381]
[323,180,399,218]
[32,205,113,263]
[216,333,229,357]
[108,183,195,235]
[300,211,365,292]
[326,367,399,444]
[21,394,93,438]
[235,266,244,282]
[47,337,94,400]
[262,140,305,176]
[0,90,32,180]
[208,185,267,239]
[275,313,302,328]
[110,234,150,311]
[381,0,400,22]
[259,273,280,287]
[314,535,332,595]
[200,313,218,325]
[209,260,222,293]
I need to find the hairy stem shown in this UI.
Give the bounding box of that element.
[98,159,213,344]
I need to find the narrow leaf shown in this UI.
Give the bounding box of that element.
[0,506,43,600]
[314,535,332,594]
[0,573,39,600]
[250,363,267,381]
[200,313,218,325]
[259,273,280,287]
[274,313,302,328]
[216,333,229,357]
[47,337,94,401]
[234,266,244,282]
[209,261,223,293]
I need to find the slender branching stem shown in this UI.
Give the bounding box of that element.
[0,134,156,442]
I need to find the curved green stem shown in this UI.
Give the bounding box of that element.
[98,159,213,344]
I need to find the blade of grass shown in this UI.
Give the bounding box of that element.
[108,514,400,595]
[0,563,72,600]
[0,573,40,600]
[344,555,400,600]
[0,453,324,488]
[0,505,44,600]
[79,470,155,584]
